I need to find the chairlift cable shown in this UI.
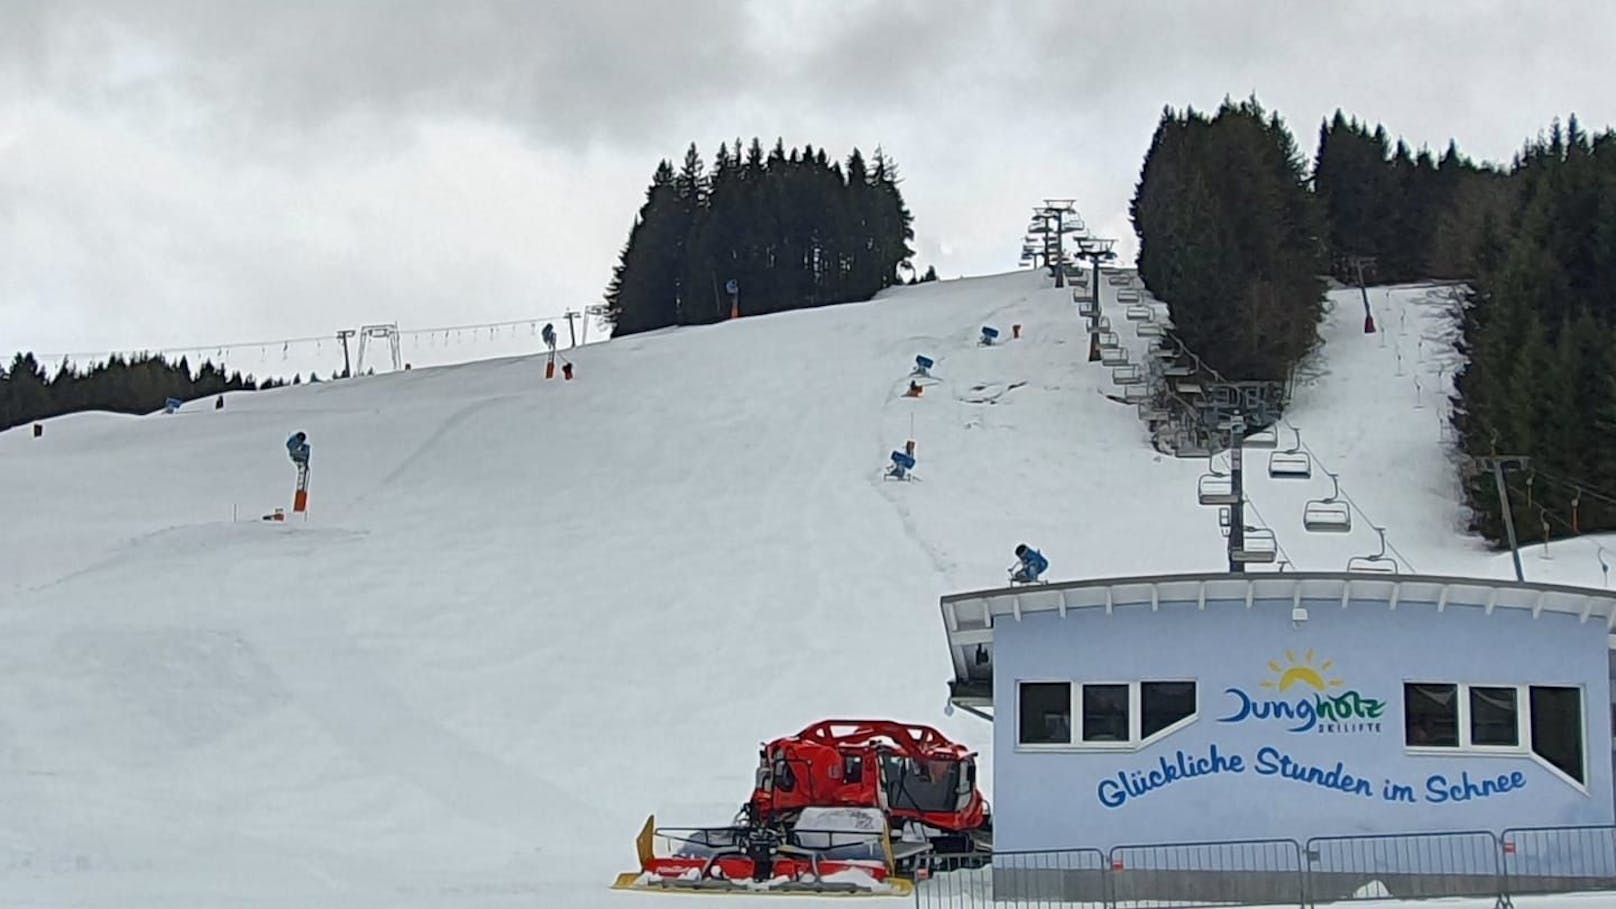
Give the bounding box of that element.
[1278,419,1418,573]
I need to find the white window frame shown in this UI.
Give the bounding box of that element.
[1403,680,1588,793]
[1015,679,1077,748]
[1015,679,1198,753]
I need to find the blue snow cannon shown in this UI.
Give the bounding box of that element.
[286,431,311,466]
[889,450,916,479]
[164,397,183,414]
[980,326,1000,346]
[913,354,935,376]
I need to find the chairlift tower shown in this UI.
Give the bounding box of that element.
[1031,199,1079,288]
[355,323,402,374]
[336,328,356,378]
[1189,381,1287,573]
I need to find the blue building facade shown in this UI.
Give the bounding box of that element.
[941,574,1616,854]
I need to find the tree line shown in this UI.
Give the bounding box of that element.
[1447,116,1616,546]
[604,139,915,334]
[1,352,288,433]
[1313,110,1515,284]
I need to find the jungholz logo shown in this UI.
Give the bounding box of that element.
[1219,650,1384,734]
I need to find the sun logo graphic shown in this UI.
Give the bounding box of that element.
[1260,650,1345,694]
[1220,650,1386,734]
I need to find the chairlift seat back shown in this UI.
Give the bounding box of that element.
[1303,501,1352,533]
[1268,451,1313,479]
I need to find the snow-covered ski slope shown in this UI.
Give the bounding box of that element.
[4,269,1612,908]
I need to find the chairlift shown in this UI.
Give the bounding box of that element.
[1100,346,1131,367]
[1125,304,1151,321]
[1218,506,1231,537]
[1107,273,1132,286]
[1174,380,1204,396]
[1161,361,1194,376]
[1096,331,1121,349]
[1138,405,1169,422]
[1121,384,1151,403]
[1267,427,1312,479]
[1112,364,1143,385]
[1303,472,1352,533]
[1117,289,1142,303]
[1231,526,1278,564]
[1198,456,1238,506]
[1346,527,1398,573]
[1241,425,1278,449]
[1078,300,1100,318]
[1137,322,1164,337]
[1095,316,1112,333]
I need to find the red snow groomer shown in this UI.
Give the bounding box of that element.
[613,719,991,897]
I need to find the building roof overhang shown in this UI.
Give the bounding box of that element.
[941,572,1616,716]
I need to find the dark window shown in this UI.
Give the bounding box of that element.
[1469,686,1519,747]
[1082,684,1130,742]
[1141,681,1197,738]
[842,754,863,784]
[1530,686,1585,784]
[1405,683,1459,747]
[880,755,961,813]
[1018,682,1071,745]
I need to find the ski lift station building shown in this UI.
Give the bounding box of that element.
[941,572,1616,858]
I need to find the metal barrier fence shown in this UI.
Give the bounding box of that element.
[1303,831,1501,905]
[913,825,1616,908]
[914,848,1107,908]
[1109,839,1304,909]
[1500,825,1616,897]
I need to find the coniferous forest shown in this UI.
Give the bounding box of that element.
[0,353,280,434]
[604,140,915,334]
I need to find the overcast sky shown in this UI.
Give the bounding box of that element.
[3,0,1614,372]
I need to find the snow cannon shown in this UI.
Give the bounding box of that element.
[912,355,934,377]
[164,397,183,414]
[979,326,999,346]
[887,450,916,480]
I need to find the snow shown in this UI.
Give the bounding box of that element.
[3,268,1611,907]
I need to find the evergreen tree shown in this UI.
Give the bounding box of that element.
[604,139,916,333]
[1130,98,1324,382]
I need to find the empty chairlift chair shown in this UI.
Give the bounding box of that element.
[1347,527,1398,573]
[1096,330,1121,350]
[1267,428,1313,480]
[1137,321,1165,338]
[1117,289,1142,304]
[1231,525,1278,565]
[1078,299,1100,319]
[1198,456,1239,506]
[1124,303,1152,321]
[1302,472,1352,533]
[1112,364,1143,385]
[1100,346,1131,367]
[1241,424,1278,449]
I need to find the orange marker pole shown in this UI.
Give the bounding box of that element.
[292,464,310,516]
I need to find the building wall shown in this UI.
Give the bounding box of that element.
[991,595,1613,852]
